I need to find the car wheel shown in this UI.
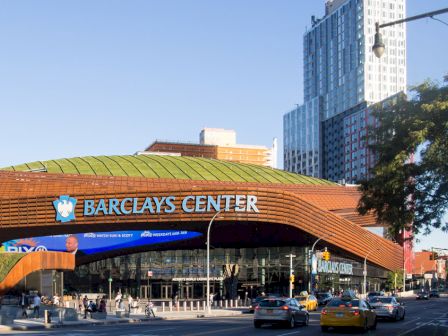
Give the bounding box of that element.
[321,326,329,332]
[303,314,309,326]
[371,318,377,330]
[394,311,400,321]
[288,316,295,329]
[254,320,262,328]
[401,311,405,320]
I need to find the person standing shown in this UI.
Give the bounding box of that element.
[82,295,88,318]
[21,292,28,318]
[128,294,133,312]
[33,295,41,318]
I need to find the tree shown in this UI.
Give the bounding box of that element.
[386,270,404,291]
[358,76,448,237]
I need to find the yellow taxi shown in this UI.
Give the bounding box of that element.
[320,291,377,332]
[296,294,318,311]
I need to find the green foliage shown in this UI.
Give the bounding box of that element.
[358,77,448,236]
[386,270,404,291]
[0,253,25,283]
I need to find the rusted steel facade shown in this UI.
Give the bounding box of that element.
[0,170,402,271]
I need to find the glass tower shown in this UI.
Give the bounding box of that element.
[284,0,406,181]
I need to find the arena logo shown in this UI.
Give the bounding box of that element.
[53,195,77,223]
[82,194,259,216]
[53,194,259,222]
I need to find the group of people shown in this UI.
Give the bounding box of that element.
[20,292,62,319]
[79,295,107,319]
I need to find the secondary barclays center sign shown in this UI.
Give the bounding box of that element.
[53,194,259,223]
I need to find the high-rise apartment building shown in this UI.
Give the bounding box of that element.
[284,0,406,183]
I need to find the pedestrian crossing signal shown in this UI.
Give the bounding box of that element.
[322,251,331,261]
[290,274,295,283]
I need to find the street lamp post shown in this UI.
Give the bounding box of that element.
[373,7,448,58]
[206,209,225,315]
[308,234,334,294]
[363,249,380,295]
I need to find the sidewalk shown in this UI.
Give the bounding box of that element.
[0,308,247,331]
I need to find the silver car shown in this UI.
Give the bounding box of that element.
[369,296,405,321]
[254,298,309,329]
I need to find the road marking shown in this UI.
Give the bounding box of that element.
[401,317,420,325]
[275,331,301,336]
[396,313,447,336]
[182,325,250,336]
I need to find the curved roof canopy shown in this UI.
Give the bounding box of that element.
[3,155,335,186]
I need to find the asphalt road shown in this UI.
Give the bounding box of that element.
[4,297,448,336]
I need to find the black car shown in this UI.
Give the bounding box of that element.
[248,296,268,313]
[316,292,332,306]
[367,291,384,302]
[416,291,429,300]
[429,290,440,298]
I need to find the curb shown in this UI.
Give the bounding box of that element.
[2,311,245,330]
[5,317,159,331]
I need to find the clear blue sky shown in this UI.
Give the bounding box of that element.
[0,0,447,250]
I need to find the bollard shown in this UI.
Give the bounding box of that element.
[183,301,187,311]
[58,309,63,325]
[196,301,200,311]
[230,300,233,308]
[44,310,51,324]
[235,299,238,308]
[202,301,206,311]
[190,301,193,311]
[169,301,173,312]
[219,300,223,308]
[162,302,165,312]
[225,300,228,308]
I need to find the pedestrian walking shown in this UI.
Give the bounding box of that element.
[33,295,41,318]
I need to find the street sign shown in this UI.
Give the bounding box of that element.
[147,271,153,277]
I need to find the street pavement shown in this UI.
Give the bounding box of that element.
[1,297,447,335]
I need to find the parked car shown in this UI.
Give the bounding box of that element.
[416,291,429,300]
[317,292,333,306]
[369,296,405,321]
[254,297,309,329]
[320,291,377,332]
[429,290,440,298]
[295,294,318,311]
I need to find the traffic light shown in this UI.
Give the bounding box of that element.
[290,274,295,283]
[322,250,331,261]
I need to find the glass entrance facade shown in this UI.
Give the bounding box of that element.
[64,246,388,300]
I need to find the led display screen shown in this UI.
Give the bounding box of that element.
[0,230,202,256]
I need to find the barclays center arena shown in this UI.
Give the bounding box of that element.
[0,155,403,300]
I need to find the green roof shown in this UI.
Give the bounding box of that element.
[2,155,335,185]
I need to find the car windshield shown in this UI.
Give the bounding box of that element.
[368,292,381,297]
[370,297,393,304]
[327,299,360,307]
[259,299,286,308]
